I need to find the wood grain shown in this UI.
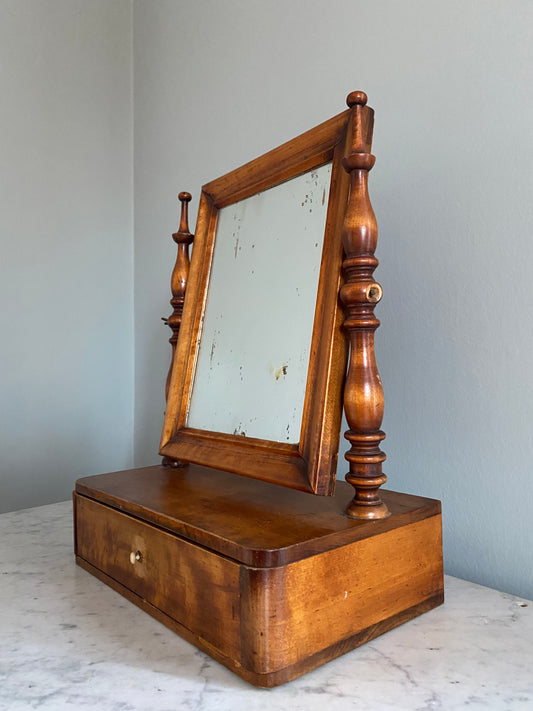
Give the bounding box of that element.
[203,108,358,207]
[76,554,443,688]
[75,481,443,686]
[164,192,194,401]
[240,515,443,674]
[76,495,242,660]
[340,92,389,518]
[162,192,194,468]
[76,463,441,567]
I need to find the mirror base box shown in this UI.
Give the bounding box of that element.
[74,465,444,687]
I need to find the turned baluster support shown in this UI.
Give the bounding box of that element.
[341,92,389,519]
[162,191,194,469]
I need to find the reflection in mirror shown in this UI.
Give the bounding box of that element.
[187,163,332,443]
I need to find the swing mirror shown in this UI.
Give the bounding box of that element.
[160,106,367,494]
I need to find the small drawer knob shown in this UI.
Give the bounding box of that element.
[129,550,143,565]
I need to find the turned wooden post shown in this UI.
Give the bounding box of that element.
[162,191,194,469]
[340,92,389,519]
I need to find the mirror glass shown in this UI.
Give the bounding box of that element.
[186,163,333,443]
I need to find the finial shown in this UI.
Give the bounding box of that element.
[173,192,194,245]
[162,190,195,468]
[346,91,368,108]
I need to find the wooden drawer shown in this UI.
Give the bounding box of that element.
[74,473,444,687]
[75,495,242,661]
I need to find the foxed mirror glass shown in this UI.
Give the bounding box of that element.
[187,163,332,444]
[160,109,354,494]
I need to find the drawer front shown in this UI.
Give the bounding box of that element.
[75,495,242,659]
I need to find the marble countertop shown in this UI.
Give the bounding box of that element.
[1,501,532,710]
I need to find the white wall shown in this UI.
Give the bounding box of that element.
[0,0,134,512]
[133,0,533,600]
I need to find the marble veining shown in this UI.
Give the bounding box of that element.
[1,501,532,710]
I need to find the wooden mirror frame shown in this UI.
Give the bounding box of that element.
[160,93,382,505]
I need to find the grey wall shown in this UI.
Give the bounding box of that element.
[2,0,529,600]
[0,0,134,512]
[133,0,533,600]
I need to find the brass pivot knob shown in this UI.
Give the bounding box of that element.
[366,283,383,303]
[129,550,143,565]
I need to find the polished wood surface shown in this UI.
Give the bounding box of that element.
[340,92,388,519]
[158,102,370,494]
[76,464,441,567]
[76,554,442,688]
[76,495,242,661]
[240,515,443,676]
[202,108,355,208]
[74,466,443,687]
[162,192,194,468]
[163,191,194,401]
